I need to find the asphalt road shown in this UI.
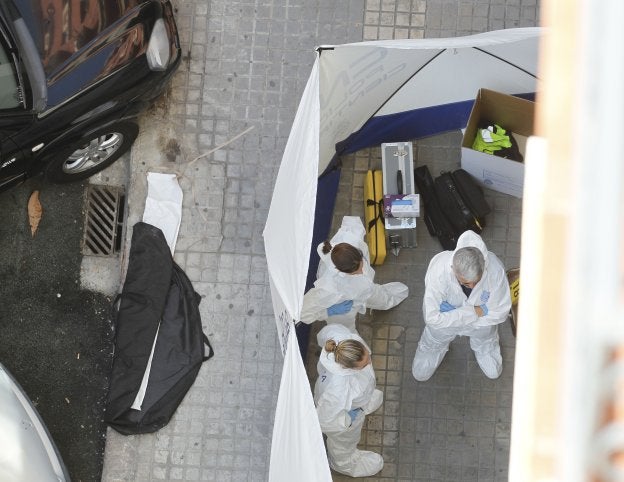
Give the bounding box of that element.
[0,174,114,482]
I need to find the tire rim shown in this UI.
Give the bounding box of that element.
[62,132,124,174]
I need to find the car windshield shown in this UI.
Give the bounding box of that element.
[0,32,21,108]
[17,1,139,77]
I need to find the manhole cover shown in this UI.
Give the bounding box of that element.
[82,185,125,256]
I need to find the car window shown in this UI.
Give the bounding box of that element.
[0,35,20,109]
[17,1,140,77]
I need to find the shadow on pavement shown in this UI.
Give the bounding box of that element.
[0,175,114,482]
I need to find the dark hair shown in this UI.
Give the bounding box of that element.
[324,338,367,368]
[322,241,363,273]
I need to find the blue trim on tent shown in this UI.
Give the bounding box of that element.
[336,100,475,155]
[335,92,536,156]
[296,168,342,359]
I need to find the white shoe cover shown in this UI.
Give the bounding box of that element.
[411,347,447,381]
[362,389,383,415]
[330,449,384,478]
[474,350,502,379]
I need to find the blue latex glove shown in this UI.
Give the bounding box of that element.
[327,300,353,316]
[348,408,363,423]
[439,301,456,312]
[480,290,490,303]
[479,304,489,316]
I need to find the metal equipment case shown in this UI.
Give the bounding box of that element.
[381,142,417,254]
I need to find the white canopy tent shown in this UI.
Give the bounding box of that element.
[263,28,541,481]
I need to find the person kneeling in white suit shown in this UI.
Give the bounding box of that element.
[300,216,408,333]
[412,230,512,381]
[314,324,384,477]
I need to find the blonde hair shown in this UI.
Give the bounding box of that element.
[324,338,367,368]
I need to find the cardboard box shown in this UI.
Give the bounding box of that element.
[461,89,535,198]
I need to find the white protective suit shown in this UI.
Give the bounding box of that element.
[314,324,384,477]
[300,216,408,332]
[411,230,512,381]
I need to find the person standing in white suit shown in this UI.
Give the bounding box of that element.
[300,216,408,333]
[314,324,384,477]
[412,230,512,381]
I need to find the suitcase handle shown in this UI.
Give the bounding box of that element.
[202,333,215,361]
[366,198,384,231]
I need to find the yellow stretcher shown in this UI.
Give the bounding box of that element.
[364,170,386,265]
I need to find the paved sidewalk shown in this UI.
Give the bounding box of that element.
[101,1,539,481]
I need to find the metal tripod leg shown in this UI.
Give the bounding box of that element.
[389,233,401,256]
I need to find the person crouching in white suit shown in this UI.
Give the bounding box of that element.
[314,324,384,477]
[300,216,408,333]
[411,230,512,381]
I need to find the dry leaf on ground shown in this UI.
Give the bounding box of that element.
[28,190,43,237]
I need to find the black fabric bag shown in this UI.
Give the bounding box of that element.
[414,165,457,250]
[415,166,491,250]
[105,222,214,435]
[452,169,491,221]
[434,171,483,234]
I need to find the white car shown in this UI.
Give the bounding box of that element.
[0,362,69,481]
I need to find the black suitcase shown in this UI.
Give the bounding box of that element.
[415,166,491,250]
[451,169,491,220]
[414,166,457,250]
[434,171,483,234]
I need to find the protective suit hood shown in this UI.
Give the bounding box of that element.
[313,323,383,476]
[454,230,489,267]
[314,215,376,300]
[414,229,512,381]
[300,216,408,326]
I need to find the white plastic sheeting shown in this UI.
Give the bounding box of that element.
[142,172,183,254]
[264,61,327,482]
[268,324,331,482]
[263,61,320,330]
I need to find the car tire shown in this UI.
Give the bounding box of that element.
[44,121,139,183]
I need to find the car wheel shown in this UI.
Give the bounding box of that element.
[45,121,139,183]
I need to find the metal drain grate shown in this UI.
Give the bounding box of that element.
[82,185,126,256]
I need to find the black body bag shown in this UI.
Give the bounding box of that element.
[105,222,214,435]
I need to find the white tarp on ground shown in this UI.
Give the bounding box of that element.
[142,172,183,254]
[132,172,183,410]
[263,28,541,481]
